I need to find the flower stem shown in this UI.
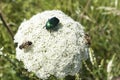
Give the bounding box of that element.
[0,11,14,40]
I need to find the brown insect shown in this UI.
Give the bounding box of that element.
[19,41,32,49]
[85,33,91,46]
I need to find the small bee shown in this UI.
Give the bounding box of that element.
[85,33,91,46]
[19,41,32,49]
[45,17,59,31]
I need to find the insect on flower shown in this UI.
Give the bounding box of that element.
[85,33,91,46]
[19,41,32,49]
[45,17,59,31]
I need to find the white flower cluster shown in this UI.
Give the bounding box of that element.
[14,10,89,79]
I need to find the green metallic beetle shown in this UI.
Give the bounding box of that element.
[45,17,59,30]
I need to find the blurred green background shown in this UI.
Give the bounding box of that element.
[0,0,120,80]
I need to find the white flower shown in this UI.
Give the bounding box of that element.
[14,10,89,79]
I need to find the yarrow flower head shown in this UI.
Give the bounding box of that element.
[14,10,89,79]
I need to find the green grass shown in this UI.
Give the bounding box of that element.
[0,0,120,80]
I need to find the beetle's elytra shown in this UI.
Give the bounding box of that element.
[45,17,59,30]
